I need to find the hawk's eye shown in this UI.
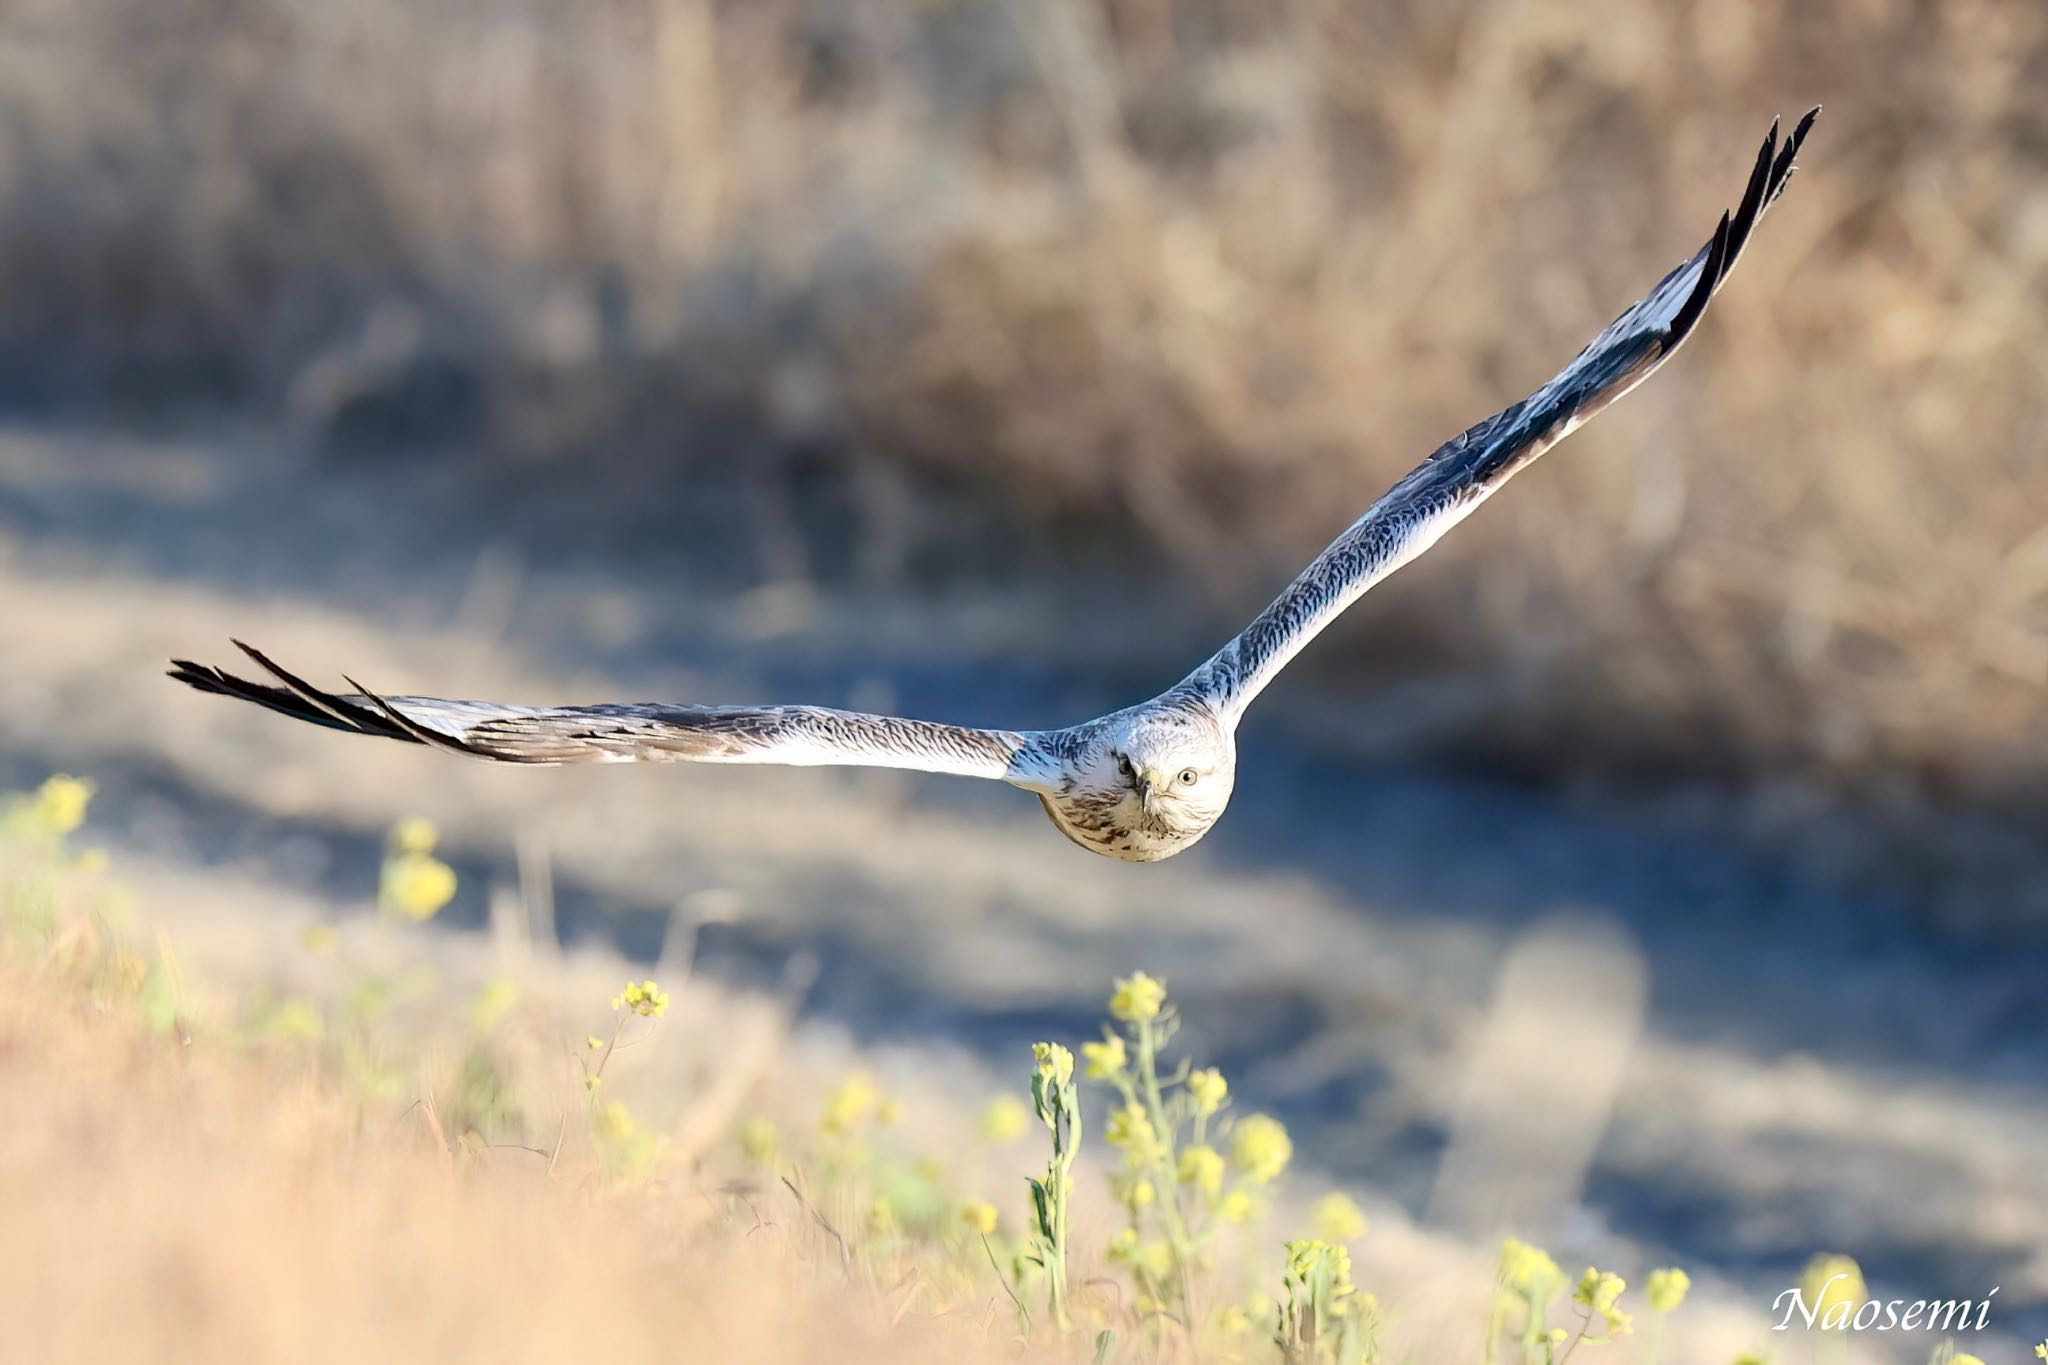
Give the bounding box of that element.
[1116,754,1133,778]
[1178,768,1199,786]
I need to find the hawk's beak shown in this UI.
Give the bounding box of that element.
[1133,769,1161,815]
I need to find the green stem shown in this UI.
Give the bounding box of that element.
[585,1014,627,1112]
[1049,1085,1077,1329]
[1135,1017,1201,1335]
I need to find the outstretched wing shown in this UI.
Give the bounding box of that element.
[1186,109,1819,721]
[170,641,1053,784]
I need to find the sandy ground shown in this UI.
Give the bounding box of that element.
[2,418,2043,1358]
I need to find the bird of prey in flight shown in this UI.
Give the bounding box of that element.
[173,110,1818,863]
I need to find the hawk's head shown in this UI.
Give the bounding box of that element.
[1109,716,1236,826]
[1040,706,1237,861]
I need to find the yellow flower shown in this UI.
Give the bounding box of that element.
[74,847,110,876]
[1219,1190,1257,1224]
[1216,1304,1250,1334]
[595,1100,637,1144]
[1798,1254,1865,1329]
[1178,1144,1225,1198]
[877,1097,905,1127]
[1230,1113,1292,1183]
[1731,1354,1768,1365]
[381,852,457,921]
[265,998,324,1041]
[980,1094,1029,1144]
[33,775,94,835]
[1109,971,1167,1022]
[611,979,669,1018]
[1646,1267,1691,1314]
[1081,1033,1127,1079]
[1499,1238,1563,1297]
[471,977,518,1032]
[738,1117,779,1164]
[390,817,439,854]
[1104,1102,1159,1159]
[821,1073,880,1135]
[1136,1241,1174,1280]
[1115,1176,1156,1210]
[1312,1191,1368,1241]
[109,951,150,995]
[1106,1228,1141,1264]
[960,1200,1000,1236]
[2036,1344,2047,1362]
[1284,1240,1362,1315]
[1574,1268,1633,1336]
[1287,1238,1338,1278]
[1949,1355,1985,1365]
[1187,1066,1228,1115]
[301,924,340,954]
[1032,1041,1075,1086]
[868,1197,897,1236]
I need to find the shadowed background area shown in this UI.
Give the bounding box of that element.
[0,0,2044,1359]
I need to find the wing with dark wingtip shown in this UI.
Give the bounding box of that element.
[1188,109,1819,720]
[169,642,1056,785]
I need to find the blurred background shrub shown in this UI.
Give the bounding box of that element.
[0,0,2042,814]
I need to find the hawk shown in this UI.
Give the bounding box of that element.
[173,110,1818,862]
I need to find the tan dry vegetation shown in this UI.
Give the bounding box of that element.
[0,0,2042,803]
[2,770,2020,1364]
[0,966,1058,1365]
[0,913,1809,1365]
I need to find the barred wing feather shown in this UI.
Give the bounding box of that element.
[1191,109,1818,719]
[169,642,1045,783]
